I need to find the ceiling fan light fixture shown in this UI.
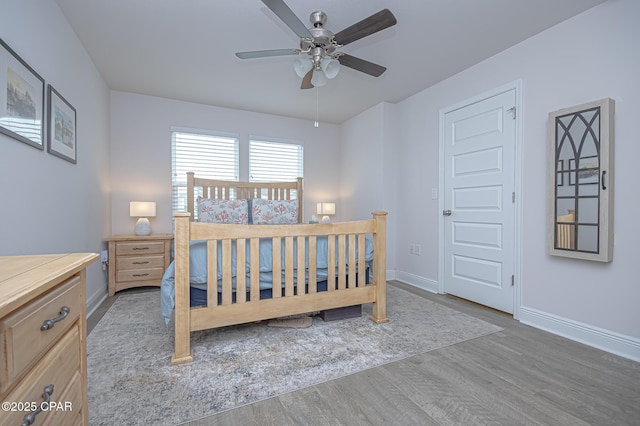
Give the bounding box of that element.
[235,1,397,92]
[320,57,340,79]
[293,57,313,78]
[310,69,328,87]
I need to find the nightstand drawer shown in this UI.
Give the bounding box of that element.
[116,241,165,255]
[116,267,164,283]
[117,255,165,271]
[0,276,82,393]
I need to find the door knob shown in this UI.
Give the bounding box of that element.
[443,209,452,216]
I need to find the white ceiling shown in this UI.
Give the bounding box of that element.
[56,0,606,124]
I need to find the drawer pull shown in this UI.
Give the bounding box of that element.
[132,273,149,277]
[133,261,149,265]
[40,306,71,331]
[21,384,54,426]
[132,247,150,250]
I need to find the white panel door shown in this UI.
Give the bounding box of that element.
[443,89,516,313]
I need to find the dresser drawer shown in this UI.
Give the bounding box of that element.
[0,276,82,394]
[42,371,83,426]
[116,267,165,283]
[116,241,165,255]
[117,255,165,271]
[2,325,80,426]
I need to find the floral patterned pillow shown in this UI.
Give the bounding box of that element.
[251,199,298,225]
[197,198,249,224]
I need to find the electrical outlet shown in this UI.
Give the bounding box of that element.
[100,250,108,262]
[415,244,421,256]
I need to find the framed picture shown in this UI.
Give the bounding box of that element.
[47,85,77,164]
[0,38,45,150]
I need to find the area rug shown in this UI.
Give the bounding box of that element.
[87,285,502,425]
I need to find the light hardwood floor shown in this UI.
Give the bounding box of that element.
[88,282,640,425]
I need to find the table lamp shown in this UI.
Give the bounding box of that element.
[316,202,335,224]
[130,201,156,235]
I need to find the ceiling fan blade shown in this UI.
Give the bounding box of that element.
[300,69,314,89]
[262,0,312,39]
[338,54,386,77]
[235,49,299,59]
[333,9,397,46]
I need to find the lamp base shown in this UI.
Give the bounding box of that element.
[134,217,152,236]
[321,215,331,224]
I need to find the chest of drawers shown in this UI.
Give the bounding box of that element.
[0,253,98,426]
[106,234,172,296]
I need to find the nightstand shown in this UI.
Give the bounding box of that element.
[106,234,173,296]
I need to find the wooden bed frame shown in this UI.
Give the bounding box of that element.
[171,172,388,364]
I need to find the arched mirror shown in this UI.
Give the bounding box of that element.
[548,98,614,262]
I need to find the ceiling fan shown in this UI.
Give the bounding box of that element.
[235,0,397,89]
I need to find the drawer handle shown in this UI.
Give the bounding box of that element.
[40,306,71,331]
[21,384,54,426]
[132,273,149,277]
[133,261,149,265]
[132,247,149,250]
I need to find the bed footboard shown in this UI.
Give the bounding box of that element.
[171,211,387,365]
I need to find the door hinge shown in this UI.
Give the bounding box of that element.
[507,106,516,119]
[512,192,515,203]
[511,275,515,286]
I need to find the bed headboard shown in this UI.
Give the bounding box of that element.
[186,172,303,223]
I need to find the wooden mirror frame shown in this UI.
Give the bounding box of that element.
[547,98,614,262]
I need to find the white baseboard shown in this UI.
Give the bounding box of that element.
[86,288,108,319]
[393,270,439,293]
[519,306,640,362]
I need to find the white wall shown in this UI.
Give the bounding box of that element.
[339,102,399,273]
[0,1,111,310]
[110,91,341,235]
[383,0,639,358]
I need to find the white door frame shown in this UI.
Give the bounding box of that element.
[438,80,523,320]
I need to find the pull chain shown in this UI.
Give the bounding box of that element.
[314,87,319,128]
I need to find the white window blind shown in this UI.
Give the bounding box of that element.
[250,140,303,181]
[250,139,303,199]
[171,131,239,216]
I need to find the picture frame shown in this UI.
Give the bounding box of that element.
[0,38,45,150]
[47,84,77,164]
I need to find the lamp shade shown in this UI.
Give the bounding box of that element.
[320,57,340,79]
[316,202,335,215]
[310,69,328,87]
[130,201,156,217]
[294,57,313,78]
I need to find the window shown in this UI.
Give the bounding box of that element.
[171,132,303,216]
[171,131,238,215]
[249,139,303,182]
[250,139,304,199]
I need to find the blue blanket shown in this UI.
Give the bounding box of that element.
[161,236,374,323]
